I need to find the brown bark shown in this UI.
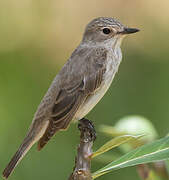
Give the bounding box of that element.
[68,118,96,180]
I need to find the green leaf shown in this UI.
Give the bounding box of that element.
[92,135,142,158]
[99,125,126,136]
[92,136,169,179]
[93,153,120,163]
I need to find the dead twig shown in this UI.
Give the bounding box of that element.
[68,118,96,180]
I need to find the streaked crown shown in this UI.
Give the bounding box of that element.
[82,17,139,43]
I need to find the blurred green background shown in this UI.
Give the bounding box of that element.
[0,0,169,179]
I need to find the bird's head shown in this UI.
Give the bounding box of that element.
[82,17,139,46]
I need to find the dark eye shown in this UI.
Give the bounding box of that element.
[102,28,111,34]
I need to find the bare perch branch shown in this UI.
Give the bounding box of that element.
[68,118,96,180]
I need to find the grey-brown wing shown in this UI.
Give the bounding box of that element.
[37,82,85,150]
[37,47,107,150]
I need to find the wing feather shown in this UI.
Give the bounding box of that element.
[38,47,107,150]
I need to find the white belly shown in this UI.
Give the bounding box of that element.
[74,52,122,120]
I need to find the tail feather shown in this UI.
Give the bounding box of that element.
[2,118,49,179]
[2,138,34,179]
[3,148,25,179]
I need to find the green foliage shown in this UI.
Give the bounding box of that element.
[92,136,169,179]
[92,135,142,158]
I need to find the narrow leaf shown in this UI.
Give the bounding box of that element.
[99,125,145,149]
[92,135,142,158]
[99,125,126,136]
[92,136,169,179]
[94,153,120,163]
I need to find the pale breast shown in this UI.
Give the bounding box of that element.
[74,49,122,120]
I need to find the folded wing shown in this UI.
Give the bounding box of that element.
[38,47,107,150]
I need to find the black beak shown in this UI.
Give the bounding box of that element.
[119,27,140,34]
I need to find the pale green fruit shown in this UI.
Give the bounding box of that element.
[115,115,158,143]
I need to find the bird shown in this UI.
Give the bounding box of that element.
[2,17,139,179]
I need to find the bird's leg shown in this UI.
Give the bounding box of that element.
[68,118,96,180]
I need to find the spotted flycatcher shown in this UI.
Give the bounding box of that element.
[3,17,139,179]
